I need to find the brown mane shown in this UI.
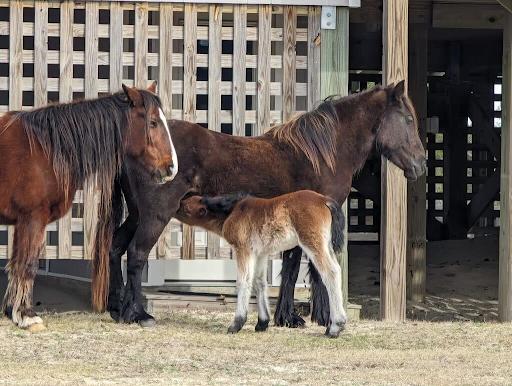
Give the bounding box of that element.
[266,99,339,174]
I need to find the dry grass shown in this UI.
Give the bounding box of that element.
[1,310,511,385]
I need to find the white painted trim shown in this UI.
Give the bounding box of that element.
[98,0,360,7]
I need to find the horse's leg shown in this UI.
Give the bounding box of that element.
[108,175,139,321]
[254,257,270,332]
[309,262,331,327]
[120,214,169,327]
[274,246,305,328]
[3,215,46,331]
[228,250,256,334]
[303,245,347,338]
[108,215,138,321]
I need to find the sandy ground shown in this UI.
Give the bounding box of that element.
[0,237,508,385]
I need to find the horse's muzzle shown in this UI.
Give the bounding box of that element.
[154,165,177,184]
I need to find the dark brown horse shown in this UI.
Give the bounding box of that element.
[94,81,426,327]
[0,82,177,331]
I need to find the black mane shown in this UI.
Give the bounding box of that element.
[201,192,250,216]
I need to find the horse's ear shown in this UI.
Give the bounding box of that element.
[122,84,143,107]
[393,80,406,100]
[147,80,157,93]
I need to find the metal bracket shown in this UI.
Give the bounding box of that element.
[321,6,336,30]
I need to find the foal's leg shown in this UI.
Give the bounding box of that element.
[274,246,305,328]
[302,244,347,338]
[254,257,270,332]
[3,215,46,331]
[228,251,256,334]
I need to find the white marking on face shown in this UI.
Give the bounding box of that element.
[159,108,178,182]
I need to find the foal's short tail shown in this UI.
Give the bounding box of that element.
[91,177,124,312]
[326,199,344,254]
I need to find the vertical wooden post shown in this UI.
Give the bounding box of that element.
[256,4,271,135]
[83,2,99,261]
[381,0,408,321]
[135,2,148,88]
[233,5,247,136]
[206,4,222,259]
[58,1,74,259]
[7,1,23,259]
[156,3,174,260]
[110,2,123,92]
[182,4,197,260]
[500,13,512,321]
[283,6,297,121]
[407,22,428,302]
[320,7,349,308]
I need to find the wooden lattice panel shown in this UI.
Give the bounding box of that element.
[0,1,322,260]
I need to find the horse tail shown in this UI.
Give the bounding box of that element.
[91,176,123,312]
[326,199,344,255]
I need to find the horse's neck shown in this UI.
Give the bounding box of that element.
[336,91,386,174]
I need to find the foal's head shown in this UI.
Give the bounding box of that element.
[375,80,426,180]
[122,81,178,184]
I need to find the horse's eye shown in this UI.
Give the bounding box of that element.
[150,120,158,128]
[406,115,414,123]
[199,208,207,217]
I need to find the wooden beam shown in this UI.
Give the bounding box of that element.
[468,171,499,228]
[407,21,428,303]
[499,12,512,322]
[320,6,349,309]
[433,3,506,29]
[498,0,512,14]
[381,0,408,321]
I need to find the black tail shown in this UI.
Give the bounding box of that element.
[326,199,344,254]
[201,192,249,215]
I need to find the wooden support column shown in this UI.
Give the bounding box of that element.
[407,21,428,302]
[320,6,349,308]
[499,12,512,321]
[381,0,408,321]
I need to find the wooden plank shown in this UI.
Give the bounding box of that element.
[282,5,296,121]
[433,3,506,29]
[468,171,500,228]
[135,2,148,88]
[500,13,512,322]
[156,3,174,260]
[206,4,222,259]
[499,0,512,14]
[407,21,427,303]
[83,2,100,261]
[182,3,197,260]
[7,0,23,259]
[109,2,123,92]
[381,0,408,321]
[57,1,74,259]
[320,7,349,309]
[34,1,48,107]
[232,4,247,136]
[307,6,320,111]
[256,4,271,135]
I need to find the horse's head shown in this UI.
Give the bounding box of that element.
[122,81,178,184]
[376,80,426,180]
[178,195,208,221]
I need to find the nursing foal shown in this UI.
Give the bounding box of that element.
[177,190,346,338]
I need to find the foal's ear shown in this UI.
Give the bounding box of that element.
[147,80,158,93]
[122,84,143,107]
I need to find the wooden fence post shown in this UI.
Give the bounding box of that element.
[320,6,349,309]
[499,12,512,321]
[57,1,74,259]
[182,3,197,260]
[380,0,408,321]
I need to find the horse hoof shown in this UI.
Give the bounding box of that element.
[138,318,157,328]
[27,323,46,333]
[227,325,241,334]
[325,321,345,338]
[255,319,269,332]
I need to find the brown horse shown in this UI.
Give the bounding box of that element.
[94,81,426,327]
[177,191,346,338]
[0,82,177,331]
